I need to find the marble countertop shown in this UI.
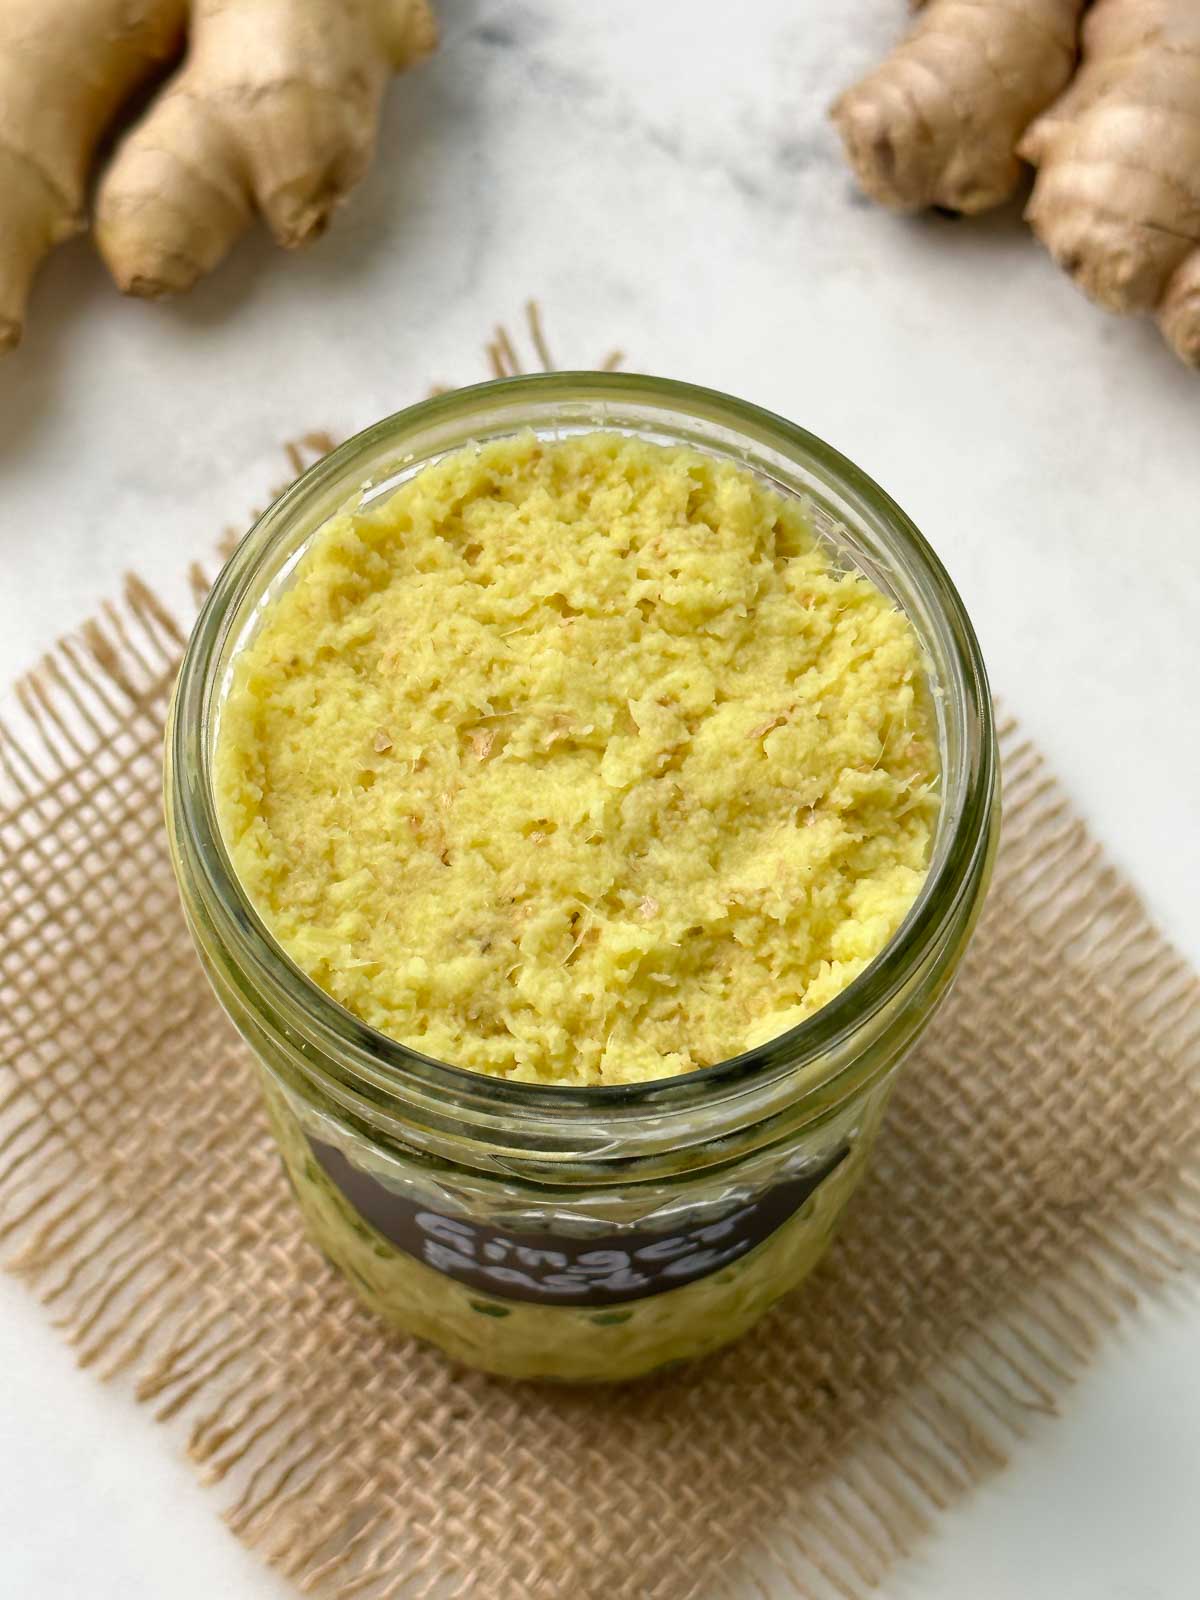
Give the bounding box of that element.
[2,3,1197,1596]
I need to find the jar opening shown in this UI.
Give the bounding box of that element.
[169,373,997,1156]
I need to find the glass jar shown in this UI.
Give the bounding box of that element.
[165,374,999,1383]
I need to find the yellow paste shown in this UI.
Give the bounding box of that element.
[217,432,937,1085]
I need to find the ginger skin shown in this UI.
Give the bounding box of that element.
[0,1,185,351]
[1021,1,1200,365]
[830,1,1086,215]
[96,0,437,299]
[833,0,1200,367]
[0,0,435,349]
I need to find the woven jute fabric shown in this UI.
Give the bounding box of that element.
[2,383,1199,1600]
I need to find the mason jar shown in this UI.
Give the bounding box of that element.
[165,373,999,1383]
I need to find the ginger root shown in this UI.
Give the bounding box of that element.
[833,0,1200,367]
[0,1,185,351]
[831,1,1086,215]
[0,0,436,351]
[1021,2,1200,364]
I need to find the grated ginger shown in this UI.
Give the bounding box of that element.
[216,432,938,1086]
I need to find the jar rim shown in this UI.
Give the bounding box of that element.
[169,372,997,1141]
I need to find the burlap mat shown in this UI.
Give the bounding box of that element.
[2,330,1199,1600]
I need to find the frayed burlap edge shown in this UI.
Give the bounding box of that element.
[1,314,1198,1600]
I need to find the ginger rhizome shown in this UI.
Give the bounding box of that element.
[832,0,1200,367]
[0,0,436,351]
[831,0,1086,215]
[0,1,183,351]
[1022,2,1200,365]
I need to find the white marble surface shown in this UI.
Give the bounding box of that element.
[1,2,1198,1595]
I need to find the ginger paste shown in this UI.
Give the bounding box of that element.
[216,432,938,1086]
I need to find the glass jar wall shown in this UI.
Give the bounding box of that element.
[165,374,998,1382]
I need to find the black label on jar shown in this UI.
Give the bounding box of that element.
[309,1136,849,1308]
